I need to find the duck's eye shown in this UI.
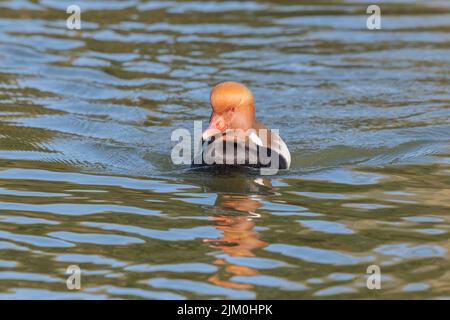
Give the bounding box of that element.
[230,107,235,112]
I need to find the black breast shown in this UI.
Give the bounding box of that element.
[191,139,288,170]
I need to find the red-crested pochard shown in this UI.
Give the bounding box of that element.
[193,81,291,170]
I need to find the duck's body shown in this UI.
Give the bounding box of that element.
[193,81,291,170]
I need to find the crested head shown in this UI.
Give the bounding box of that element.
[203,81,256,137]
[210,81,254,114]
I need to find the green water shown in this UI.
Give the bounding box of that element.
[0,0,449,299]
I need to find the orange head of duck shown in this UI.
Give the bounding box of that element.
[202,81,256,141]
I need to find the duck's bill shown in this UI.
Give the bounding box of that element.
[202,127,223,142]
[202,113,226,141]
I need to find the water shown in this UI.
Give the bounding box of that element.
[0,0,449,299]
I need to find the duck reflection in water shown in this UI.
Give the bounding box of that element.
[196,172,274,289]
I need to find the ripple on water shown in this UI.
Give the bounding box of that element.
[47,231,144,246]
[0,231,74,248]
[0,202,160,216]
[266,244,374,265]
[55,254,127,268]
[0,215,59,225]
[0,289,108,300]
[231,275,308,291]
[145,278,256,299]
[0,169,196,192]
[300,168,384,185]
[81,222,222,241]
[215,254,293,270]
[125,263,218,274]
[0,271,60,283]
[314,285,357,297]
[402,283,430,292]
[85,285,186,300]
[375,244,446,259]
[0,260,18,268]
[298,220,355,235]
[0,241,28,251]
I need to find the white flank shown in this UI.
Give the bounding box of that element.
[249,132,263,147]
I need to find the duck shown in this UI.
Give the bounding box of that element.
[192,81,291,170]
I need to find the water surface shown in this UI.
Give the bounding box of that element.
[0,0,449,299]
